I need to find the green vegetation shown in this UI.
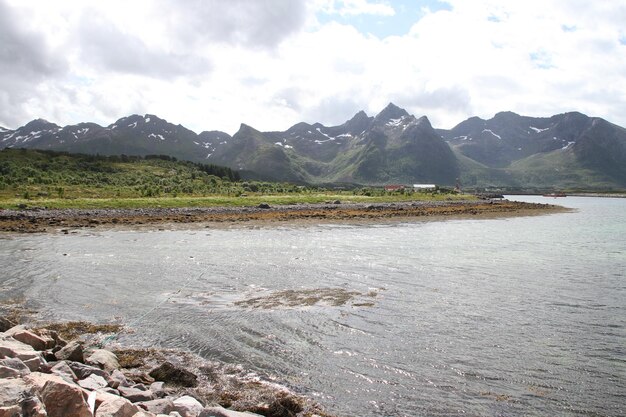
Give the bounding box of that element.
[0,148,470,209]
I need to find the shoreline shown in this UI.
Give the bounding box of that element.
[0,317,334,417]
[0,199,567,233]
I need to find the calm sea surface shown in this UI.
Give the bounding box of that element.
[1,196,624,416]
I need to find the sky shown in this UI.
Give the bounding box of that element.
[1,0,625,134]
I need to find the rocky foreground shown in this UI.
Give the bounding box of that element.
[0,200,564,233]
[0,318,331,417]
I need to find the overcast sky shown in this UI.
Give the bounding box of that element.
[1,0,625,133]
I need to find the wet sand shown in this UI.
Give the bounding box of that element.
[0,200,566,233]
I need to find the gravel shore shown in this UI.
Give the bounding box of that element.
[0,200,565,233]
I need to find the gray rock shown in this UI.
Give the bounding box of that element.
[200,407,264,417]
[172,396,203,417]
[51,360,78,383]
[150,381,166,398]
[0,357,31,378]
[257,203,271,209]
[87,349,120,372]
[55,341,84,362]
[0,335,46,371]
[118,386,155,403]
[0,317,17,333]
[94,395,141,417]
[138,398,175,415]
[67,361,109,380]
[132,383,149,391]
[24,372,92,417]
[149,362,197,387]
[4,326,48,351]
[78,373,109,391]
[110,369,131,388]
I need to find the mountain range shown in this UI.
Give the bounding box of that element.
[2,104,625,190]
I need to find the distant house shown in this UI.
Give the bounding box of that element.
[384,184,405,191]
[413,184,437,190]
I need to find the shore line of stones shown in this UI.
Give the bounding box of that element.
[0,320,321,417]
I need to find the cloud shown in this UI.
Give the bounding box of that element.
[76,11,211,78]
[159,0,308,49]
[0,0,68,126]
[1,0,625,135]
[316,0,396,17]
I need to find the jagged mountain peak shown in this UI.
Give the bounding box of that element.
[22,118,60,131]
[375,103,410,122]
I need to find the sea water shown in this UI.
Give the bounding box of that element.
[1,196,624,416]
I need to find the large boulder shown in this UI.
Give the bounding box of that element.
[0,357,31,378]
[109,369,131,388]
[148,362,197,387]
[138,398,175,415]
[24,372,92,417]
[95,395,142,417]
[0,335,46,371]
[0,317,17,333]
[87,349,120,372]
[55,341,84,362]
[78,374,109,391]
[199,407,264,417]
[51,360,79,383]
[117,386,155,403]
[0,378,35,411]
[4,326,49,351]
[68,361,109,380]
[172,396,203,417]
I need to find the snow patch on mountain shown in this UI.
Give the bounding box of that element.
[482,129,502,139]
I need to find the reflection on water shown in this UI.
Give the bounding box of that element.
[1,196,625,417]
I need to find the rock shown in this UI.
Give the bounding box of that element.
[149,362,197,387]
[132,383,149,391]
[333,200,341,204]
[0,377,34,406]
[172,396,203,417]
[168,413,183,417]
[0,317,17,333]
[87,349,120,372]
[0,357,31,378]
[51,360,79,383]
[4,326,48,351]
[257,203,271,209]
[138,398,175,415]
[118,386,155,403]
[100,387,120,396]
[68,361,109,380]
[24,372,92,417]
[131,411,158,417]
[199,407,264,417]
[149,381,166,398]
[110,369,131,388]
[79,373,109,391]
[95,396,142,417]
[0,335,46,371]
[35,328,64,349]
[55,341,84,362]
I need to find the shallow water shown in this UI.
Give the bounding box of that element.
[1,196,624,416]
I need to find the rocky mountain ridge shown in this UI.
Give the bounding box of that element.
[2,105,625,189]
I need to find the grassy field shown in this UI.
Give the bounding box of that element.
[0,148,472,209]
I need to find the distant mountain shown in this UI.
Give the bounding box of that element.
[207,103,459,184]
[438,111,626,189]
[0,114,231,164]
[2,106,626,189]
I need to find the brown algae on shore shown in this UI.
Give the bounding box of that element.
[38,320,123,341]
[234,287,383,309]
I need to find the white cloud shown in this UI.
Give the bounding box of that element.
[315,0,396,16]
[0,0,625,134]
